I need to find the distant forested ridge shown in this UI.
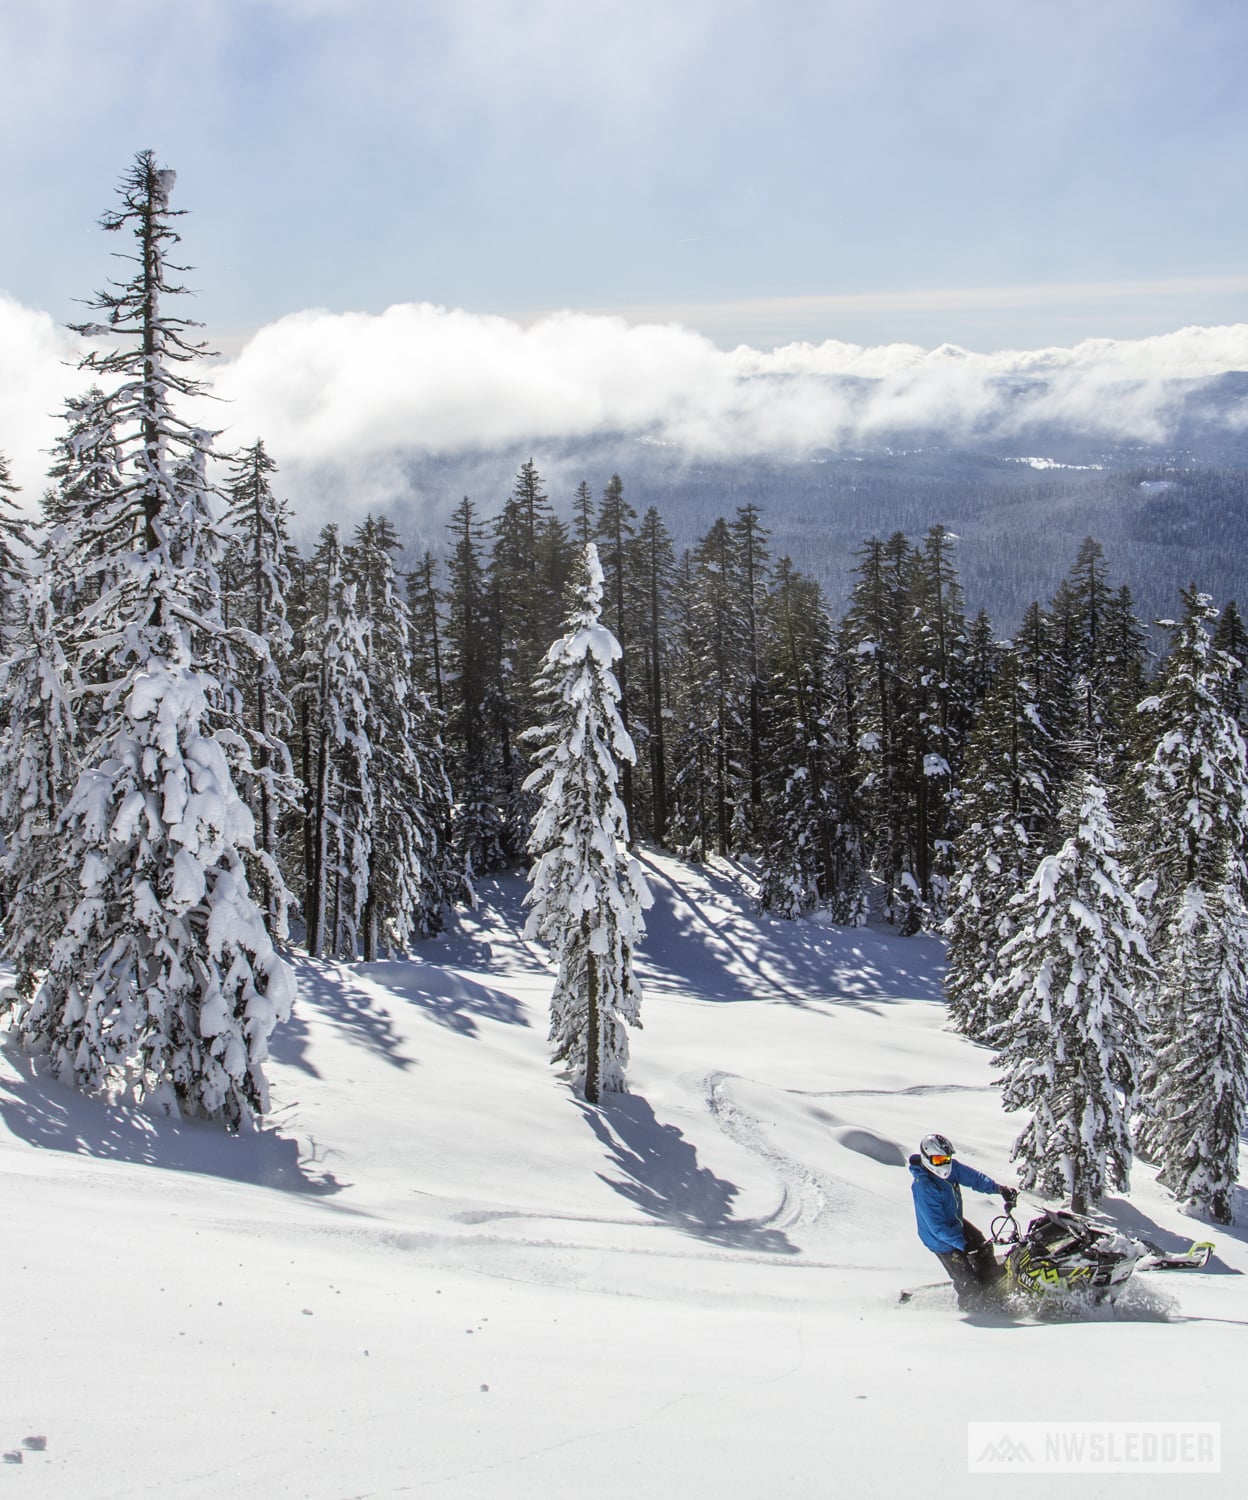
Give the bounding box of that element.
[384,430,1248,638]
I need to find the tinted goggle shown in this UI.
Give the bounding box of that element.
[928,1153,953,1166]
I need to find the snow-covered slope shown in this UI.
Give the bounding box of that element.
[1,851,1245,1498]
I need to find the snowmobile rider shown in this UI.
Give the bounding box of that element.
[910,1133,1017,1310]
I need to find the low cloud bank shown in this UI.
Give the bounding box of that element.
[3,294,1248,519]
[215,305,1248,466]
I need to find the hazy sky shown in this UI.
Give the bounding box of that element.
[5,0,1248,510]
[5,0,1248,351]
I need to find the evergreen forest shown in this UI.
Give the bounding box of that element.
[2,152,1247,1224]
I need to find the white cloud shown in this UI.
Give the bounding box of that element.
[210,303,1248,467]
[208,304,731,459]
[0,295,90,503]
[731,321,1248,382]
[3,291,1248,526]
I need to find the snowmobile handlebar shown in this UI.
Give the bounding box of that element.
[990,1208,1022,1245]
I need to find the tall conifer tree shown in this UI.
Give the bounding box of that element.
[946,639,1062,1038]
[990,774,1150,1214]
[222,440,301,937]
[523,545,651,1103]
[300,524,371,960]
[843,533,914,926]
[756,560,862,918]
[634,506,675,846]
[489,459,560,857]
[1134,588,1248,1221]
[348,515,455,952]
[443,496,506,890]
[2,153,293,1127]
[596,474,639,840]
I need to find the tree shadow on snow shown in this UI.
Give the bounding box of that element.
[293,960,418,1069]
[355,963,528,1037]
[1098,1193,1245,1269]
[419,875,550,978]
[279,957,527,1076]
[268,997,320,1077]
[636,855,944,1012]
[0,1044,344,1196]
[584,1094,798,1255]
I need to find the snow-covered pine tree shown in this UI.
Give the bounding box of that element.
[664,548,716,860]
[842,532,914,927]
[1145,877,1248,1223]
[1053,538,1112,751]
[0,562,78,998]
[1,395,123,933]
[1133,587,1248,1221]
[222,439,302,937]
[300,524,371,960]
[595,473,639,840]
[572,480,595,549]
[1046,541,1146,783]
[1012,598,1078,796]
[1212,599,1248,736]
[347,515,455,953]
[945,641,1062,1040]
[405,551,445,711]
[4,153,294,1127]
[523,544,652,1103]
[1098,584,1149,786]
[443,495,506,894]
[43,386,118,504]
[405,551,458,917]
[1133,587,1248,934]
[823,618,874,925]
[635,505,675,846]
[731,503,771,846]
[0,451,30,634]
[0,452,32,913]
[901,524,971,925]
[489,459,563,858]
[990,772,1150,1214]
[964,609,1002,723]
[668,517,751,858]
[756,558,863,920]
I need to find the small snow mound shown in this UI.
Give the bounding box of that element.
[832,1127,906,1167]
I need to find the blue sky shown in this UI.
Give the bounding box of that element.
[5,0,1248,351]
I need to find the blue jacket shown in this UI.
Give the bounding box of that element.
[909,1154,1001,1253]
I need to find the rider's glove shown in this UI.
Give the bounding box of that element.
[1000,1185,1018,1209]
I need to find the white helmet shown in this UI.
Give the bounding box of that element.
[920,1132,955,1179]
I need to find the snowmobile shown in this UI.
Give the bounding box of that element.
[988,1204,1214,1311]
[900,1205,1214,1313]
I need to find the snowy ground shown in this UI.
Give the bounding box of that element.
[1,850,1245,1499]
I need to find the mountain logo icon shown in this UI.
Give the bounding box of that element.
[977,1437,1035,1463]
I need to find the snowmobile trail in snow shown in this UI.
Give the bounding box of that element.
[701,1071,844,1231]
[794,1082,994,1099]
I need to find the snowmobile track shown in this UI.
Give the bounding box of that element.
[702,1071,843,1230]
